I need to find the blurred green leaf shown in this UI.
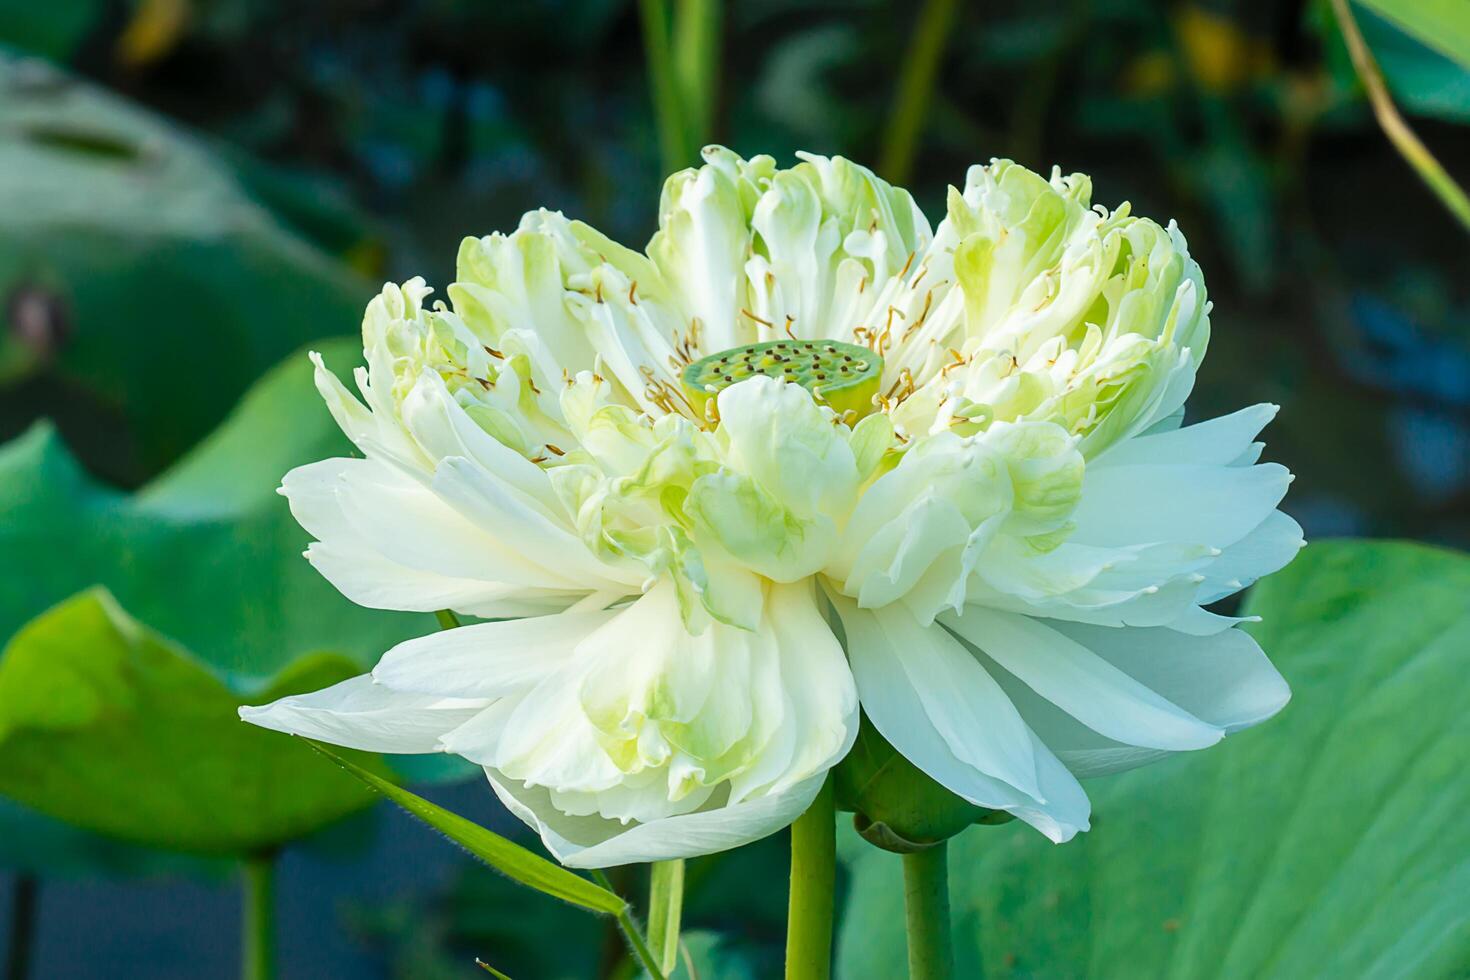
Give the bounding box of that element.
[1315,1,1470,122]
[0,589,386,855]
[306,741,628,916]
[1355,0,1470,70]
[837,539,1470,979]
[0,3,103,61]
[0,797,219,878]
[0,49,370,479]
[0,337,431,680]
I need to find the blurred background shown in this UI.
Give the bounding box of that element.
[0,0,1465,977]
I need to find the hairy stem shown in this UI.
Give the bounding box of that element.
[648,859,686,976]
[590,869,664,980]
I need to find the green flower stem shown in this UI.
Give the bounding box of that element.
[1330,0,1470,232]
[785,776,836,980]
[639,0,688,176]
[879,0,960,184]
[241,854,276,980]
[590,869,665,980]
[434,608,462,630]
[902,844,953,980]
[647,859,686,976]
[4,874,37,980]
[672,0,721,150]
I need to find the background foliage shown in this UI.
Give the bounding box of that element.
[0,0,1465,977]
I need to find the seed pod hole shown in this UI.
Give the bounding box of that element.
[682,338,883,423]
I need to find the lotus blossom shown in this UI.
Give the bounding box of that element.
[241,147,1301,866]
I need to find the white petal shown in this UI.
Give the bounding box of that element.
[304,541,579,618]
[371,611,616,698]
[397,370,559,504]
[488,768,826,868]
[971,623,1289,778]
[835,595,1089,841]
[1165,604,1254,636]
[714,376,861,521]
[432,456,643,589]
[831,595,1042,800]
[329,458,583,589]
[1049,622,1290,733]
[1197,510,1306,603]
[238,674,486,753]
[1096,404,1278,468]
[1070,461,1291,550]
[438,699,518,764]
[283,457,591,613]
[758,580,859,793]
[941,607,1223,751]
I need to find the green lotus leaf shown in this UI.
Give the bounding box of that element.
[837,539,1470,979]
[0,589,391,855]
[0,48,371,477]
[0,336,430,680]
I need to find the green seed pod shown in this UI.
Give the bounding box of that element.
[833,717,1013,853]
[682,339,883,422]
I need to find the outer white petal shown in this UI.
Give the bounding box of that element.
[238,675,486,753]
[1095,403,1278,469]
[838,598,1042,798]
[830,594,1090,841]
[1197,510,1307,603]
[282,458,590,616]
[371,611,617,698]
[432,456,644,589]
[1070,461,1291,550]
[290,456,582,590]
[968,623,1290,778]
[1050,622,1290,733]
[302,541,578,618]
[941,607,1223,751]
[487,768,827,868]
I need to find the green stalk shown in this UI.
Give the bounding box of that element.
[1330,0,1470,232]
[902,844,953,980]
[879,0,960,184]
[672,0,721,150]
[639,0,688,175]
[4,874,37,980]
[785,777,836,980]
[590,869,665,980]
[647,860,686,976]
[241,854,276,980]
[434,608,462,630]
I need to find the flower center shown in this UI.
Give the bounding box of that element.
[682,339,883,423]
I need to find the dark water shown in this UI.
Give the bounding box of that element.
[0,780,510,979]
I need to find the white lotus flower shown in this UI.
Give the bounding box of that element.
[241,148,1300,864]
